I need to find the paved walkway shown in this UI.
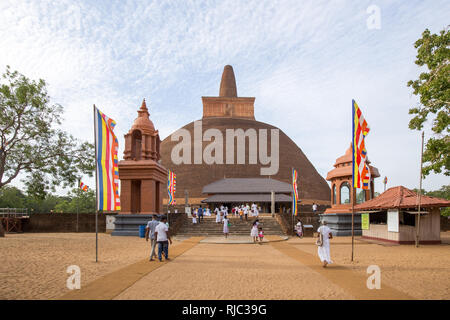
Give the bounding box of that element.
[61,236,413,300]
[61,237,204,300]
[174,235,288,244]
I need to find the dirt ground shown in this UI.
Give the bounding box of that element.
[288,232,450,300]
[1,232,449,300]
[0,233,178,300]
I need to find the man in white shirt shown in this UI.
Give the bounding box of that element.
[243,204,250,221]
[312,203,318,213]
[154,217,172,262]
[145,215,160,261]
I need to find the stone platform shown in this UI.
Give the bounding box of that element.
[111,214,156,236]
[319,213,362,236]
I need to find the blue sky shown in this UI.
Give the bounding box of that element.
[0,0,449,194]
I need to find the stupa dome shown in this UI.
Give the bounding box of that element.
[160,66,330,203]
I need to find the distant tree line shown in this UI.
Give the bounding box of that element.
[412,185,450,216]
[0,185,95,213]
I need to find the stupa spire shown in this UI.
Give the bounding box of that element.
[219,65,237,97]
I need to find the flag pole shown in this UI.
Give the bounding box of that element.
[351,100,355,262]
[415,131,424,248]
[93,105,99,263]
[351,185,355,262]
[291,167,294,236]
[76,178,80,233]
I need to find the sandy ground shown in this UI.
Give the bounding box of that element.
[115,242,354,300]
[288,232,450,300]
[0,233,180,300]
[1,232,449,300]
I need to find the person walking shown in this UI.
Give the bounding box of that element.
[295,219,303,238]
[214,206,221,223]
[145,215,160,261]
[244,204,249,221]
[250,220,259,243]
[251,203,258,217]
[223,215,230,238]
[317,220,333,267]
[154,217,172,262]
[312,202,318,214]
[198,206,204,223]
[258,226,264,244]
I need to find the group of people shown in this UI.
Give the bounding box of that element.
[250,219,264,244]
[144,202,332,268]
[191,206,210,224]
[145,215,172,262]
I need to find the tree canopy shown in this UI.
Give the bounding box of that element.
[407,27,449,177]
[0,66,95,195]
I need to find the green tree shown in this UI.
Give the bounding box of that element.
[0,185,26,208]
[407,27,450,177]
[54,188,95,213]
[0,66,95,192]
[0,66,95,236]
[413,185,450,216]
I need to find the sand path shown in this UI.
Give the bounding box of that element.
[112,236,411,300]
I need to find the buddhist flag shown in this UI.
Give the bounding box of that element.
[94,106,120,211]
[292,168,299,216]
[352,100,371,190]
[79,181,89,192]
[167,170,176,206]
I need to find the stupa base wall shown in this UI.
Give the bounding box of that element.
[319,213,362,236]
[111,214,159,236]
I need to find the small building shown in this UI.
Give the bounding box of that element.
[355,186,450,244]
[201,178,293,212]
[113,99,167,236]
[321,144,380,236]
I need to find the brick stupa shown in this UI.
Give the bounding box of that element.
[160,65,331,209]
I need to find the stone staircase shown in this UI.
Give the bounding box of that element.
[176,214,285,236]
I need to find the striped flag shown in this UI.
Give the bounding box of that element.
[292,168,298,216]
[352,100,371,190]
[79,181,89,192]
[94,106,120,211]
[167,170,176,206]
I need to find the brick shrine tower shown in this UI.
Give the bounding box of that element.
[320,143,380,236]
[112,99,167,236]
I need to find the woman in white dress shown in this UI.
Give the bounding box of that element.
[250,220,259,243]
[215,207,221,223]
[223,216,229,238]
[317,220,333,267]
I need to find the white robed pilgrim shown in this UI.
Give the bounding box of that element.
[317,220,333,267]
[251,203,259,217]
[214,207,221,223]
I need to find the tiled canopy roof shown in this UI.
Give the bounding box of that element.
[355,186,450,210]
[202,178,293,194]
[201,193,292,203]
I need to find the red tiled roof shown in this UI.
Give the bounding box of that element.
[355,186,450,210]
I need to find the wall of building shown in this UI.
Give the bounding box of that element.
[362,209,441,243]
[22,213,106,233]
